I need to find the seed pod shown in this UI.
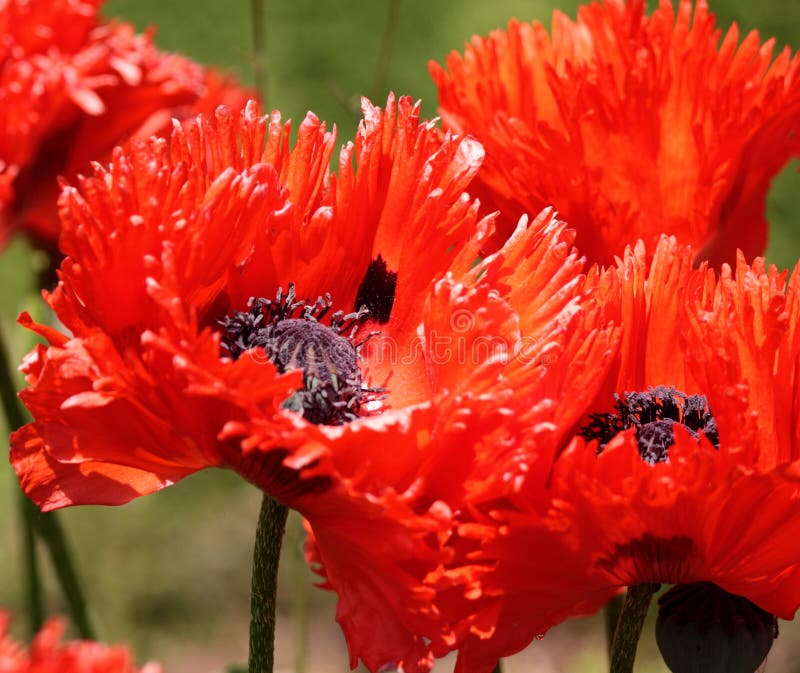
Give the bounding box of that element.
[656,583,777,673]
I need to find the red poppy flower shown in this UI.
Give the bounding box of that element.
[304,209,620,671]
[9,93,618,671]
[430,0,800,266]
[0,612,161,673]
[435,237,800,673]
[0,0,249,251]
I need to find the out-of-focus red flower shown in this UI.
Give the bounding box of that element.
[0,0,249,251]
[9,95,618,672]
[430,0,800,266]
[0,612,161,673]
[434,237,800,673]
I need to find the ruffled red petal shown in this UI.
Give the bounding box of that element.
[431,0,800,265]
[0,0,251,248]
[12,312,304,509]
[295,408,450,673]
[436,239,800,671]
[222,209,615,671]
[298,211,619,671]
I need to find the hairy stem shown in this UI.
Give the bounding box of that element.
[610,583,659,673]
[248,493,289,673]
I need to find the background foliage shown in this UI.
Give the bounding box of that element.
[1,1,799,671]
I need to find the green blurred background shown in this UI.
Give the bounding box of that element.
[1,1,800,671]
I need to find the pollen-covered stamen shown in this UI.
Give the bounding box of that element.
[218,284,383,426]
[580,386,719,463]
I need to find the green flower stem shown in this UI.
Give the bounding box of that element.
[609,583,659,673]
[36,510,96,638]
[491,660,503,673]
[1,322,43,635]
[370,0,402,100]
[604,594,625,657]
[249,493,289,673]
[250,0,268,108]
[17,492,44,637]
[0,322,96,639]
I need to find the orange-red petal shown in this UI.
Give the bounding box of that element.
[431,0,800,265]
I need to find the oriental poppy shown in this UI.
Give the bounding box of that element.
[0,611,161,673]
[0,0,249,252]
[435,237,800,673]
[10,96,618,672]
[430,0,800,266]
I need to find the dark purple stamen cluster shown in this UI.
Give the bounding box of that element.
[580,386,719,464]
[354,255,397,324]
[219,284,382,426]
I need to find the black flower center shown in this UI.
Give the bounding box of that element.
[219,284,381,425]
[580,386,719,463]
[354,255,397,324]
